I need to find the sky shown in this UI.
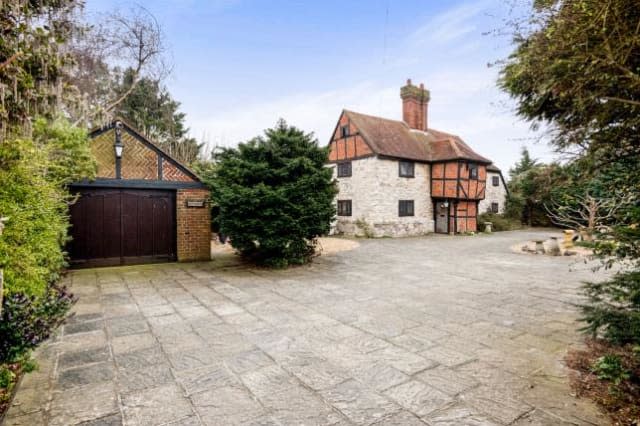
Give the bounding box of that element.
[85,0,553,171]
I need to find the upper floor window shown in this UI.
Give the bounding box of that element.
[399,200,415,217]
[337,200,352,216]
[492,175,500,187]
[337,162,352,177]
[399,161,415,178]
[491,202,499,213]
[340,125,350,138]
[469,164,478,179]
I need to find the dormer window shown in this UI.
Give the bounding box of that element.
[469,164,478,179]
[340,125,350,138]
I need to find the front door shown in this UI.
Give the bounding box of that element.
[435,201,449,233]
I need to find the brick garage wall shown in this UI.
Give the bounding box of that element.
[333,156,434,237]
[176,189,211,261]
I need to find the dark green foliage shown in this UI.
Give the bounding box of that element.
[499,0,640,163]
[505,149,559,226]
[114,69,203,164]
[0,118,95,296]
[211,120,337,267]
[591,354,631,386]
[580,271,640,346]
[477,213,522,232]
[0,285,75,363]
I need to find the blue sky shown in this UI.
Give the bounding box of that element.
[86,0,551,171]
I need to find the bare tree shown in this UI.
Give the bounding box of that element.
[545,191,635,238]
[67,5,170,125]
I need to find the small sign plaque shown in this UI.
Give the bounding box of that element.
[186,199,206,208]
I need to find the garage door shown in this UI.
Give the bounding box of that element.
[69,188,176,267]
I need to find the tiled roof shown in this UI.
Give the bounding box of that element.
[486,163,502,172]
[344,110,491,164]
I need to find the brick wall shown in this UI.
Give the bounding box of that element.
[176,189,211,261]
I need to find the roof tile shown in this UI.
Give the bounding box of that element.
[344,110,491,164]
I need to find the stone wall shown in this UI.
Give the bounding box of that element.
[176,189,212,261]
[332,156,434,237]
[479,172,508,214]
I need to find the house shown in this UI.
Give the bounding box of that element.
[479,164,509,215]
[68,119,211,267]
[327,79,508,237]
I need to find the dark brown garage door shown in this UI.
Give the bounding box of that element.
[69,188,176,267]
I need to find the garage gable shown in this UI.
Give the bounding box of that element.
[90,120,199,183]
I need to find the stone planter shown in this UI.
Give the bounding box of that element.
[483,222,493,233]
[548,237,561,256]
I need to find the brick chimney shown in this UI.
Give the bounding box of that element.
[400,79,430,131]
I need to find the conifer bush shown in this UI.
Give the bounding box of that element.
[210,120,337,267]
[580,271,640,346]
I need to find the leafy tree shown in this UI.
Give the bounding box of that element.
[65,5,169,126]
[508,147,538,179]
[504,148,556,226]
[0,0,82,137]
[211,120,337,267]
[499,0,640,162]
[113,69,202,164]
[500,0,640,347]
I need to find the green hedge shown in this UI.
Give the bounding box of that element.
[0,118,94,364]
[477,212,523,232]
[0,119,95,297]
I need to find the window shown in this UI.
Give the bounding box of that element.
[492,175,500,186]
[337,200,352,216]
[399,200,415,217]
[469,164,478,179]
[399,161,415,178]
[340,125,350,138]
[491,202,499,213]
[337,162,352,177]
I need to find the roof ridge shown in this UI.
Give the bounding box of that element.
[345,109,408,127]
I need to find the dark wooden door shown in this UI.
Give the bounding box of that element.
[435,201,449,234]
[69,188,176,267]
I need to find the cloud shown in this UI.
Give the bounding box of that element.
[190,0,554,169]
[409,0,492,46]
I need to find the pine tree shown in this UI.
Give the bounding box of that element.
[211,120,337,267]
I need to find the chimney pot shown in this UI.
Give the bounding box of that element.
[407,78,412,85]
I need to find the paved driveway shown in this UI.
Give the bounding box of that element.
[5,230,607,425]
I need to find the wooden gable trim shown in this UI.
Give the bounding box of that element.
[90,119,201,183]
[340,110,377,155]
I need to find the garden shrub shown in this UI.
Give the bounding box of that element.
[0,118,94,365]
[580,271,640,346]
[477,213,522,232]
[0,285,75,363]
[211,120,337,267]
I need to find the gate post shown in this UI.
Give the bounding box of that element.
[0,217,7,315]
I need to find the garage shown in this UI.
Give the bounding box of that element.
[69,188,176,267]
[68,119,212,267]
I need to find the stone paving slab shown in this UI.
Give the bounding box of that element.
[4,230,610,425]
